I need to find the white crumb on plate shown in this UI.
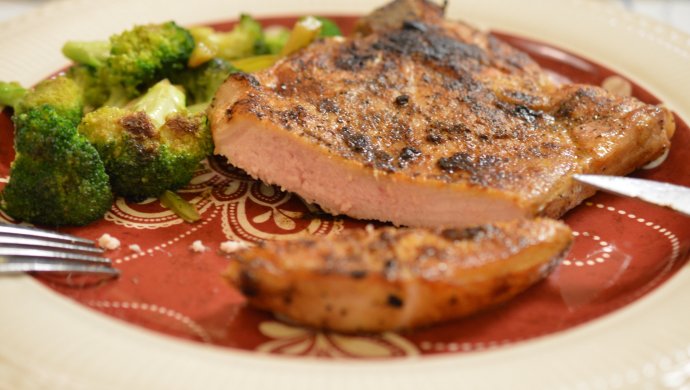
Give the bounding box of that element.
[97,233,121,250]
[128,244,143,254]
[190,240,208,253]
[219,241,250,254]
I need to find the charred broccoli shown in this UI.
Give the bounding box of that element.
[77,79,212,200]
[2,104,112,226]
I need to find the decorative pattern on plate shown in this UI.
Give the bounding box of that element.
[0,21,688,362]
[256,321,419,358]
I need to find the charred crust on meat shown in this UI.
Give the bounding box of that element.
[282,293,293,305]
[238,268,260,297]
[373,150,396,171]
[490,279,512,298]
[394,94,410,107]
[399,146,421,161]
[350,270,368,279]
[318,98,340,114]
[231,72,260,88]
[335,42,377,71]
[341,127,372,154]
[441,225,492,241]
[386,28,486,66]
[402,20,428,32]
[382,258,398,280]
[387,294,404,308]
[448,296,458,306]
[398,146,422,168]
[278,105,309,129]
[437,152,474,173]
[426,132,444,144]
[121,112,156,139]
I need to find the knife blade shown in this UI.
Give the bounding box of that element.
[573,174,690,217]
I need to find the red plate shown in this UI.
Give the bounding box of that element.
[1,16,688,359]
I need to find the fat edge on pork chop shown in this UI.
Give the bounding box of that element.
[209,0,675,228]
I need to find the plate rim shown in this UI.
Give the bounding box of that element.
[1,0,690,389]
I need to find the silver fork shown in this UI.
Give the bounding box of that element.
[0,223,119,276]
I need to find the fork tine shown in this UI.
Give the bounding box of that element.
[0,261,119,275]
[0,237,104,254]
[0,223,95,245]
[0,248,112,265]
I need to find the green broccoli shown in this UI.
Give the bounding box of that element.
[77,79,213,200]
[1,105,113,226]
[313,17,342,38]
[13,76,84,126]
[65,64,112,111]
[170,57,237,107]
[0,81,27,109]
[63,21,195,103]
[188,14,264,67]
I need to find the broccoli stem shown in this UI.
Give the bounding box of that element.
[231,54,279,73]
[0,81,27,109]
[280,16,322,56]
[62,41,111,68]
[160,190,200,223]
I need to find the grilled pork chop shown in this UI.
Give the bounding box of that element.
[225,218,572,332]
[209,0,675,228]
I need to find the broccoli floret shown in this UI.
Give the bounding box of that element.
[63,21,195,102]
[263,26,290,55]
[14,76,84,126]
[1,106,113,226]
[313,17,342,37]
[62,40,111,68]
[78,79,212,200]
[188,14,264,67]
[170,58,237,106]
[65,64,112,110]
[0,81,27,109]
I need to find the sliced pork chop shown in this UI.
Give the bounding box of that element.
[209,0,675,228]
[225,218,572,332]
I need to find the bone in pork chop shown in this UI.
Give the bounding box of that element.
[225,218,572,332]
[209,0,675,228]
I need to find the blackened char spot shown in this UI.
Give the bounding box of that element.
[318,98,340,114]
[426,132,444,144]
[383,258,398,280]
[514,105,542,124]
[373,28,487,66]
[399,146,421,161]
[402,20,428,32]
[437,152,475,173]
[350,270,367,279]
[395,94,410,107]
[341,126,371,154]
[121,112,156,139]
[231,72,260,88]
[374,150,396,172]
[441,225,493,241]
[398,146,422,168]
[387,294,404,308]
[335,42,377,71]
[165,115,201,135]
[238,268,260,297]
